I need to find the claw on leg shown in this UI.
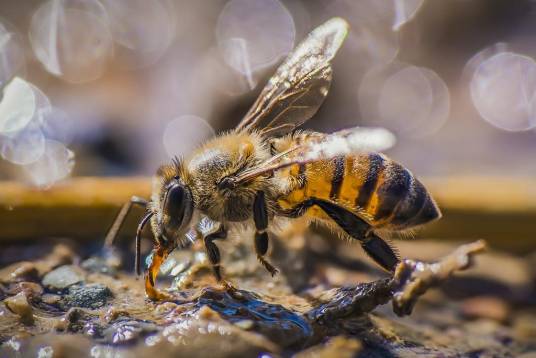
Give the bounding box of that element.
[257,255,279,276]
[220,279,237,292]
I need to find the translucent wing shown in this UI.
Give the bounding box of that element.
[234,127,396,184]
[236,17,349,137]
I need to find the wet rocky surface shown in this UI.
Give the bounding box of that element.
[0,232,535,357]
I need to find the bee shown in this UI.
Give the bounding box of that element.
[105,18,441,300]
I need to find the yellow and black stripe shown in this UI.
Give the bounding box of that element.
[277,152,440,230]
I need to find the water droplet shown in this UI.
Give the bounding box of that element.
[37,346,54,358]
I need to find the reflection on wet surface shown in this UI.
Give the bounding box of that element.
[0,236,534,357]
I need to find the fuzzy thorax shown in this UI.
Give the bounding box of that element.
[154,131,272,224]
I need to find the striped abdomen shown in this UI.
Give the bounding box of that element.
[276,152,441,230]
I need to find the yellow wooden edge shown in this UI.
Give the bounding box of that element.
[1,176,535,212]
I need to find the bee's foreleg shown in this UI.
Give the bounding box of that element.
[284,198,400,272]
[253,191,279,276]
[203,224,227,282]
[104,196,148,247]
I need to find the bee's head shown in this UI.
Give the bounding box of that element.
[154,161,194,245]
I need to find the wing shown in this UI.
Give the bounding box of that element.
[234,126,396,184]
[236,17,349,137]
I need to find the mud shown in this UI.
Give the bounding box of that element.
[0,234,535,357]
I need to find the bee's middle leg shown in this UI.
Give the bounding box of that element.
[203,224,227,282]
[253,191,279,276]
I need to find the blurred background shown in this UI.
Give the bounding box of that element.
[0,4,535,354]
[1,0,536,186]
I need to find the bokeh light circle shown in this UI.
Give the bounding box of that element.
[417,68,451,136]
[1,121,46,165]
[462,42,508,83]
[360,63,450,138]
[470,52,536,132]
[38,106,74,145]
[392,0,425,31]
[0,78,37,135]
[216,0,295,76]
[163,115,215,158]
[378,66,434,134]
[0,77,75,187]
[0,21,25,89]
[328,0,400,66]
[100,0,176,68]
[23,139,75,188]
[29,0,114,83]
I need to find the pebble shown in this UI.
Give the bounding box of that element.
[102,319,158,345]
[233,320,254,330]
[81,257,117,276]
[63,284,112,309]
[0,262,39,283]
[54,307,98,333]
[42,265,84,290]
[154,302,178,315]
[198,305,222,320]
[4,292,34,325]
[102,306,129,323]
[41,294,61,305]
[9,282,43,297]
[295,336,362,358]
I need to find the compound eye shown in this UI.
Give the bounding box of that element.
[164,183,186,223]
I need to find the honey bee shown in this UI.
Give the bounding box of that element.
[105,18,441,300]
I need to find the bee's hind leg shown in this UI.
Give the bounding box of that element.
[360,233,399,272]
[312,198,399,272]
[286,198,399,272]
[253,191,279,276]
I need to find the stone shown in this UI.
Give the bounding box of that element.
[41,294,61,305]
[63,284,112,309]
[234,319,254,330]
[102,319,159,345]
[42,265,84,291]
[4,292,34,325]
[296,336,362,358]
[9,282,43,297]
[0,262,38,283]
[81,257,117,276]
